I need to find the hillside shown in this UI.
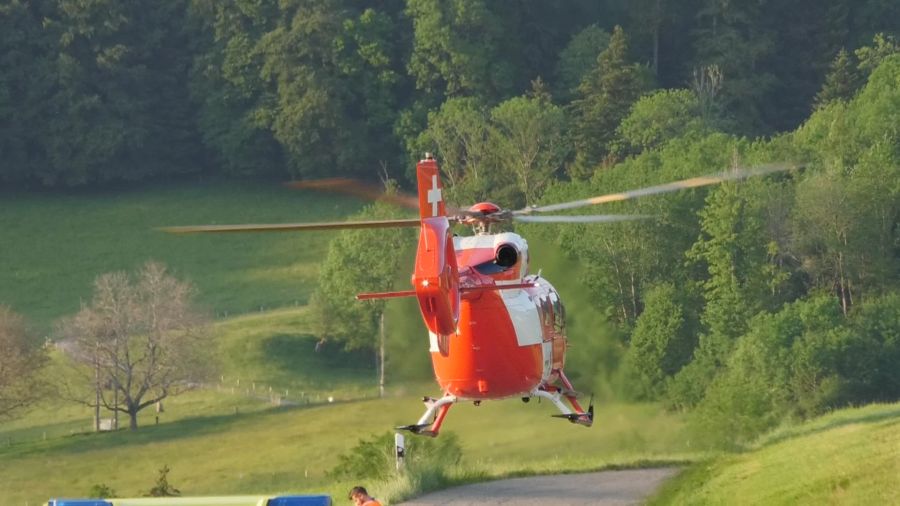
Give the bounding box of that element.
[0,181,367,333]
[0,283,666,506]
[649,402,900,505]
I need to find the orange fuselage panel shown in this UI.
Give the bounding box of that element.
[431,290,544,398]
[428,240,567,399]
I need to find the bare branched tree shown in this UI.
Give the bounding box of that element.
[59,262,212,430]
[0,306,47,419]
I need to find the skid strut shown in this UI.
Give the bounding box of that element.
[533,370,594,427]
[397,394,457,437]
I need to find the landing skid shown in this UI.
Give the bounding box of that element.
[531,387,594,426]
[532,369,594,427]
[397,394,457,437]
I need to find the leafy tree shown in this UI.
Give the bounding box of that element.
[406,0,515,102]
[0,306,47,419]
[311,189,414,394]
[569,25,650,176]
[792,55,900,313]
[60,262,212,430]
[855,33,900,78]
[34,0,200,185]
[254,0,356,179]
[188,0,284,176]
[621,282,698,400]
[489,86,569,206]
[670,176,793,408]
[413,97,499,205]
[692,293,900,447]
[333,6,409,170]
[615,88,708,155]
[554,24,610,102]
[0,0,55,184]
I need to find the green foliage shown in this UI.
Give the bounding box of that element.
[855,33,900,77]
[406,0,513,102]
[414,97,497,205]
[417,91,570,207]
[615,89,709,155]
[489,89,570,206]
[145,465,180,497]
[554,24,610,101]
[329,430,463,482]
[621,283,697,400]
[570,25,651,175]
[1,0,199,185]
[691,0,776,133]
[690,293,900,447]
[312,189,415,351]
[87,483,116,498]
[813,48,861,108]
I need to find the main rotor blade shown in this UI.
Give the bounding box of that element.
[286,177,467,215]
[159,218,421,234]
[285,179,421,211]
[514,214,652,223]
[521,163,796,214]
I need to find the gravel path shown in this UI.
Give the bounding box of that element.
[397,468,678,506]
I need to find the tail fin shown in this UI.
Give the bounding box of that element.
[416,154,447,219]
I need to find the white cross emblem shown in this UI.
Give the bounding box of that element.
[427,175,442,217]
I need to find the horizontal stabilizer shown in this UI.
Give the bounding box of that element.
[356,282,535,300]
[356,290,417,300]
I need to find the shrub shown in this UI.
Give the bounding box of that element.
[329,431,463,482]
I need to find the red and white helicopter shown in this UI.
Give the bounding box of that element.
[164,155,789,437]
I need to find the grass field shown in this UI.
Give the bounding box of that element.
[649,402,900,505]
[0,180,369,333]
[0,391,694,505]
[0,304,693,506]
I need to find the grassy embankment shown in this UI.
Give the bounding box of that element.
[649,402,900,505]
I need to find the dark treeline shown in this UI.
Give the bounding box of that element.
[2,0,899,446]
[2,0,898,186]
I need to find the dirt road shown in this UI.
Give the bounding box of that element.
[397,467,678,506]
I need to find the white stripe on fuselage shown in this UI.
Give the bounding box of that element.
[454,233,541,347]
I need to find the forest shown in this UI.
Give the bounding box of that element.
[1,0,899,445]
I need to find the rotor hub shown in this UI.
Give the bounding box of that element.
[468,202,502,215]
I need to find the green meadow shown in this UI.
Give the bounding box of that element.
[0,181,366,333]
[0,309,695,505]
[650,402,900,505]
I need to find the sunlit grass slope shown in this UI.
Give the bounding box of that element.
[0,307,693,505]
[0,391,693,505]
[0,307,382,443]
[0,181,368,333]
[649,402,900,505]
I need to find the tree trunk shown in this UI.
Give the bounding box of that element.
[653,0,661,76]
[379,312,385,398]
[129,408,138,430]
[94,348,100,433]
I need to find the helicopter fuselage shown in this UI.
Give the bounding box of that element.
[428,232,567,400]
